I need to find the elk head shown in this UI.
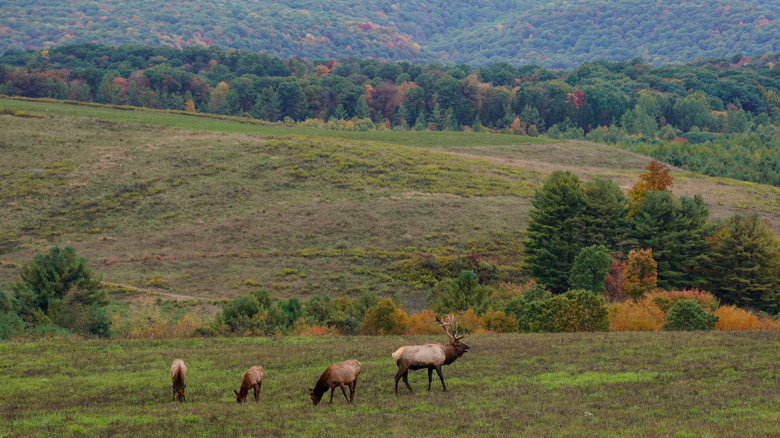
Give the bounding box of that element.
[173,384,186,402]
[234,389,246,403]
[435,314,470,355]
[308,388,322,405]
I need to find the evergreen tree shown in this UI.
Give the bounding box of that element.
[354,94,370,119]
[707,215,779,313]
[631,192,711,290]
[396,105,410,129]
[413,111,427,131]
[524,171,585,293]
[430,103,444,130]
[444,107,459,131]
[472,113,482,132]
[579,178,631,253]
[569,245,612,293]
[333,104,348,120]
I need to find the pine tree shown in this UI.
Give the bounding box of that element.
[444,108,459,131]
[524,171,584,293]
[430,103,443,130]
[354,95,370,119]
[413,111,427,131]
[631,192,711,290]
[333,104,348,120]
[707,215,779,313]
[579,178,631,253]
[472,113,482,132]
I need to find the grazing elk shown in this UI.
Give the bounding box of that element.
[392,315,469,395]
[234,365,265,403]
[309,359,362,405]
[170,359,187,402]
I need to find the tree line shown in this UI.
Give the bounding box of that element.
[1,44,779,185]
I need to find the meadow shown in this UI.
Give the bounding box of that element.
[1,331,778,437]
[2,97,778,307]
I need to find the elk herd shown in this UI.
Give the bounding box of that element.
[169,315,469,405]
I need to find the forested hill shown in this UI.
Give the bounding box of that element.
[1,0,778,69]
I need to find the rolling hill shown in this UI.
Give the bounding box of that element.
[1,98,778,304]
[1,0,778,68]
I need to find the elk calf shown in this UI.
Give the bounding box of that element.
[170,359,187,402]
[234,365,264,403]
[309,359,361,405]
[392,315,469,395]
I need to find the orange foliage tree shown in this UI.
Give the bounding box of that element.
[628,160,673,213]
[623,248,658,299]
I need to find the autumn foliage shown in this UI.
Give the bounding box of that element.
[623,248,658,299]
[628,160,674,213]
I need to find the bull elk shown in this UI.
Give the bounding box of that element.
[170,359,187,402]
[234,365,264,403]
[392,315,469,395]
[308,359,362,405]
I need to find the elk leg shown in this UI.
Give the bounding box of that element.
[394,365,408,395]
[329,387,335,404]
[427,368,433,391]
[349,378,357,403]
[339,383,350,404]
[402,370,413,393]
[253,384,259,401]
[435,365,447,392]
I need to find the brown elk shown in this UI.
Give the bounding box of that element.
[170,359,187,402]
[234,365,264,403]
[309,359,362,405]
[392,315,469,395]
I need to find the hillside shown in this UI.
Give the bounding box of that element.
[1,0,778,68]
[1,98,778,303]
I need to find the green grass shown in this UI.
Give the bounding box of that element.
[1,97,779,305]
[0,331,777,437]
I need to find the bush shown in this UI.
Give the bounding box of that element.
[361,299,409,335]
[481,310,517,333]
[406,309,445,335]
[549,289,610,332]
[607,299,665,331]
[647,289,719,313]
[663,299,718,331]
[714,305,780,330]
[505,284,555,333]
[0,311,25,340]
[432,270,493,315]
[13,246,105,330]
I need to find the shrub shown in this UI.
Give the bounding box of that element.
[549,289,610,332]
[647,289,719,313]
[607,299,665,331]
[406,309,445,335]
[663,299,718,331]
[13,246,105,327]
[432,270,493,315]
[0,311,25,340]
[714,305,780,330]
[505,283,555,333]
[361,299,409,335]
[481,310,517,333]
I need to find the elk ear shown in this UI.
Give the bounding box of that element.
[308,387,313,393]
[234,390,239,396]
[172,385,176,389]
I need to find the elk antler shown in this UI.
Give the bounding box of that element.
[434,314,466,342]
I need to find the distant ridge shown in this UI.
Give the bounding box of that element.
[1,0,778,68]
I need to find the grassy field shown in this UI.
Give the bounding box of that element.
[0,331,778,437]
[1,97,779,305]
